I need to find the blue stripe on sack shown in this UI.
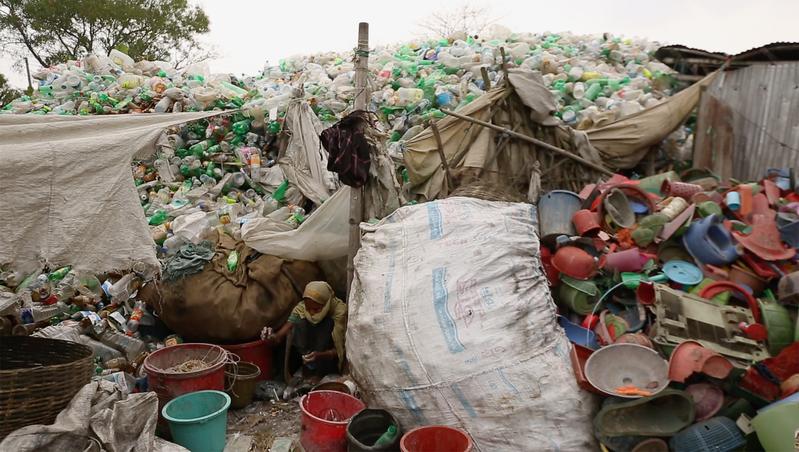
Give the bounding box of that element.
[400,390,426,424]
[432,267,464,353]
[427,202,443,239]
[497,369,520,394]
[384,239,396,313]
[451,383,478,418]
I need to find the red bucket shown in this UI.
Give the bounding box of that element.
[401,425,474,452]
[221,338,273,380]
[300,390,365,452]
[143,343,228,432]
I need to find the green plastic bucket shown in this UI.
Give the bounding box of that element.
[162,390,231,452]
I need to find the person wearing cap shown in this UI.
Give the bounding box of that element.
[262,281,347,382]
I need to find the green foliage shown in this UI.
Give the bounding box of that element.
[0,73,20,106]
[0,0,209,67]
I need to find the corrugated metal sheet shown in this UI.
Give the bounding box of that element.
[703,62,799,180]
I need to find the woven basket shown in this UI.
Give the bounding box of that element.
[0,336,94,438]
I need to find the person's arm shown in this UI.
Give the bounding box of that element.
[261,322,293,344]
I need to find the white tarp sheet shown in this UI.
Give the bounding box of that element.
[0,112,225,276]
[347,197,596,451]
[241,186,350,261]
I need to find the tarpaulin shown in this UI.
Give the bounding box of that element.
[278,100,338,205]
[0,111,228,276]
[404,70,717,201]
[586,72,717,168]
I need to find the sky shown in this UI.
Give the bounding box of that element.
[2,0,796,88]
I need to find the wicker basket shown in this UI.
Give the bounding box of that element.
[0,336,94,438]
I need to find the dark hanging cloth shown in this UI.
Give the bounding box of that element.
[319,110,375,188]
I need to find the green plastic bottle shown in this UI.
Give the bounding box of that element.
[226,250,239,272]
[148,210,168,226]
[232,119,251,135]
[48,266,72,282]
[373,425,398,447]
[267,121,282,134]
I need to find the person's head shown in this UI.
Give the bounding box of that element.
[303,297,325,315]
[302,281,333,316]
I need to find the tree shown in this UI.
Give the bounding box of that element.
[0,0,210,68]
[1,72,20,106]
[418,3,497,39]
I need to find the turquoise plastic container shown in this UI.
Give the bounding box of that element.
[162,390,231,452]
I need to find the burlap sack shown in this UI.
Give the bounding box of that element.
[140,233,323,342]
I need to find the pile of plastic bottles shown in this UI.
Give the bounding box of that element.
[137,111,308,257]
[0,264,163,393]
[3,25,675,134]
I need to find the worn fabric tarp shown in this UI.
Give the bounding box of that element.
[279,101,339,205]
[404,71,717,200]
[0,380,187,452]
[404,71,603,200]
[242,186,351,261]
[586,72,717,168]
[0,112,226,276]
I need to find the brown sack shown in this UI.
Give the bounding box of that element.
[140,233,323,342]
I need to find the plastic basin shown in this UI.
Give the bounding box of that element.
[221,338,273,380]
[162,390,231,452]
[400,425,473,452]
[300,390,366,452]
[752,401,799,452]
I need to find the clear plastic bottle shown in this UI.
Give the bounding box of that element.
[79,335,123,362]
[107,274,138,302]
[97,324,146,361]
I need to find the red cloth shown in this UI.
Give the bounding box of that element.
[741,342,799,401]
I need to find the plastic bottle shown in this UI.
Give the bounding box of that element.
[126,301,145,333]
[374,425,399,447]
[154,96,173,113]
[79,335,123,362]
[97,323,146,361]
[397,87,424,106]
[106,273,138,302]
[263,180,289,214]
[148,209,168,226]
[573,82,586,100]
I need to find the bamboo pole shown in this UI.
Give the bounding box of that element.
[439,108,614,176]
[347,22,369,298]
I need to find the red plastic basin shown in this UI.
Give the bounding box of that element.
[300,390,366,452]
[221,338,273,380]
[401,425,474,452]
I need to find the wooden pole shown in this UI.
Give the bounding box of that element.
[347,22,369,298]
[23,57,33,95]
[430,122,453,194]
[440,108,614,176]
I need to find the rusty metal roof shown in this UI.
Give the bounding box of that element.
[655,42,799,77]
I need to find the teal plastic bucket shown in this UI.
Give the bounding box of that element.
[162,390,231,452]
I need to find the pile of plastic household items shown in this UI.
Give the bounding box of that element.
[541,168,799,451]
[2,25,676,138]
[0,265,164,395]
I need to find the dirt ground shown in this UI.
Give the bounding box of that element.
[225,399,302,452]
